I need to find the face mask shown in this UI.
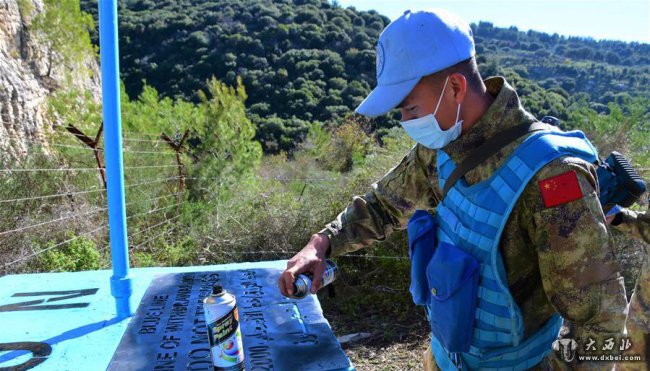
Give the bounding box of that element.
[400,76,463,149]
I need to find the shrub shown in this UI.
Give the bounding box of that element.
[36,233,101,272]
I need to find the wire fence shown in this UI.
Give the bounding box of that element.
[5,118,401,275]
[0,127,338,273]
[8,126,644,277]
[50,143,177,155]
[0,127,188,274]
[0,165,179,173]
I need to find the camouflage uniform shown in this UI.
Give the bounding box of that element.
[319,77,628,370]
[614,209,650,369]
[614,209,650,243]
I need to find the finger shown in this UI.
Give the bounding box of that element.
[280,257,304,297]
[282,270,296,296]
[311,261,326,294]
[278,274,288,297]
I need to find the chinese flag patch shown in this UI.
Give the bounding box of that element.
[538,170,583,208]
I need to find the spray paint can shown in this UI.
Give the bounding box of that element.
[291,259,338,299]
[203,285,245,371]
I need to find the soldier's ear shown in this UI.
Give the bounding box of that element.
[571,340,578,350]
[449,72,468,104]
[552,341,560,352]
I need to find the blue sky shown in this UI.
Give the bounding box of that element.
[336,0,650,43]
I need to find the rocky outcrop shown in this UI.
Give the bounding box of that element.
[0,0,100,162]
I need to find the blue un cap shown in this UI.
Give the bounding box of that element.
[355,9,476,117]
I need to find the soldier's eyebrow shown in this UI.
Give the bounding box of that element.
[397,97,410,109]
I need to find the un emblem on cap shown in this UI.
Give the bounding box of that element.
[376,42,386,78]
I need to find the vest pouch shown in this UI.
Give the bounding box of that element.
[426,242,479,353]
[407,210,437,306]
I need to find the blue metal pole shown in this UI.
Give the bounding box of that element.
[98,0,132,318]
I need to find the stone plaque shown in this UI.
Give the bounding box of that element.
[108,269,352,371]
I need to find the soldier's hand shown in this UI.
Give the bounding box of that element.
[279,233,330,297]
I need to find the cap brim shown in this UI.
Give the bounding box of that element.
[355,77,420,117]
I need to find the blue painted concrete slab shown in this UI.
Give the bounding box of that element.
[0,261,355,371]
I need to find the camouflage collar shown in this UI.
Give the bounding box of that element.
[444,76,535,159]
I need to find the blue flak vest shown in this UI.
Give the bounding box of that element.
[407,129,599,370]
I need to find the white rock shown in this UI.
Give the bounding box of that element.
[337,332,372,344]
[0,0,101,163]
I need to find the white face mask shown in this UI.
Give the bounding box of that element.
[400,76,463,149]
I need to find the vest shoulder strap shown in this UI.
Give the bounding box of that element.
[442,121,549,198]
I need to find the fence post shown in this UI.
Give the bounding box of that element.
[99,0,132,319]
[65,123,106,189]
[161,130,189,211]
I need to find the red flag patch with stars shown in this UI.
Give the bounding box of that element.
[538,170,583,208]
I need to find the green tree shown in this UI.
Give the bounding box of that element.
[567,98,650,167]
[189,77,262,201]
[33,0,96,79]
[122,83,199,135]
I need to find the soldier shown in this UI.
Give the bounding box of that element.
[278,9,627,370]
[609,208,650,369]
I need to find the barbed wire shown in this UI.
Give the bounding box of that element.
[344,254,408,261]
[49,143,101,151]
[124,176,182,190]
[50,123,168,139]
[0,193,181,237]
[2,223,109,269]
[0,175,182,205]
[132,224,179,250]
[4,200,183,271]
[126,193,180,207]
[128,214,181,239]
[122,149,178,155]
[122,137,164,144]
[124,165,181,171]
[184,176,340,183]
[0,187,105,204]
[0,166,101,173]
[50,143,176,155]
[103,247,407,269]
[0,164,179,173]
[126,202,182,221]
[98,209,182,269]
[0,207,108,237]
[211,250,408,261]
[103,129,169,138]
[258,177,339,182]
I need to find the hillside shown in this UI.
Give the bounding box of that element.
[78,0,650,153]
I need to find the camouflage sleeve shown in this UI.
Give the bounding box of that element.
[613,209,650,244]
[621,256,650,369]
[520,156,628,370]
[318,144,440,257]
[617,210,650,368]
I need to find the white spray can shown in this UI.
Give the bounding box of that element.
[203,285,245,371]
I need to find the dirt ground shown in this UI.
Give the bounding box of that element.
[322,286,432,371]
[342,336,430,371]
